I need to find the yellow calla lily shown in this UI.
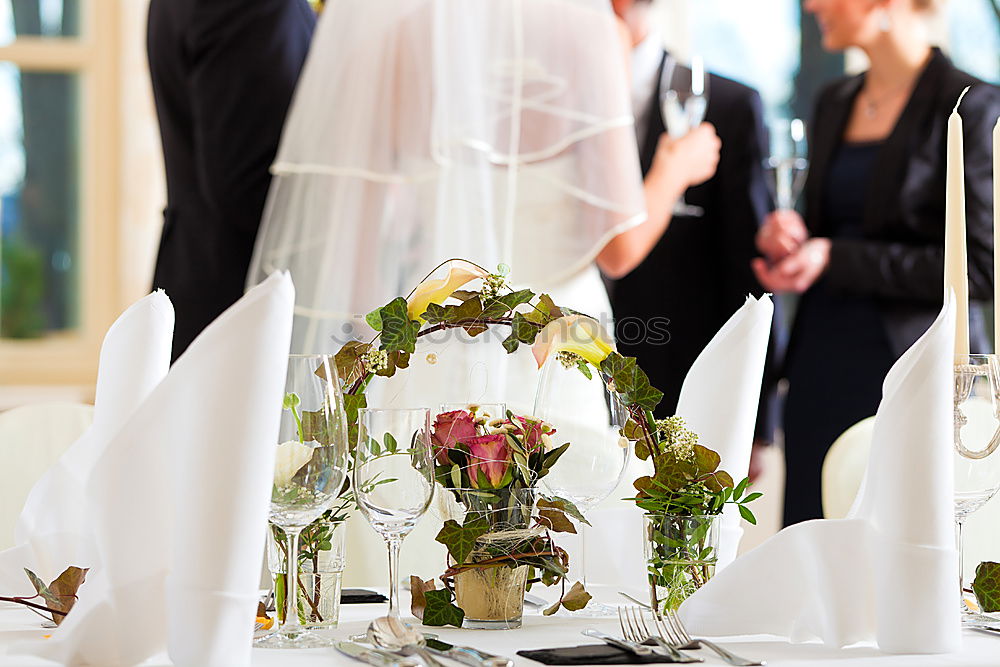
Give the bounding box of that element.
[532,315,614,368]
[407,260,489,321]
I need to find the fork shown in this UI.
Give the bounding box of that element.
[618,606,702,663]
[657,608,765,666]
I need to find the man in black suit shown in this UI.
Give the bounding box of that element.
[147,0,315,360]
[610,0,773,462]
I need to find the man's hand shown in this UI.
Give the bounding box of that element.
[650,122,721,198]
[756,209,808,262]
[752,237,831,294]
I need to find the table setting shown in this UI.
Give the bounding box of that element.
[2,91,1000,666]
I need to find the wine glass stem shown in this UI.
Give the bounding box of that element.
[386,535,402,619]
[281,527,303,635]
[956,517,966,609]
[580,522,588,588]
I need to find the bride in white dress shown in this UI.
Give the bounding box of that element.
[248,0,719,586]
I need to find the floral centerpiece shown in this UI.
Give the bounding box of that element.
[630,416,760,613]
[324,258,762,622]
[410,405,589,628]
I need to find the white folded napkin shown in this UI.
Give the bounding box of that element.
[679,295,959,654]
[0,290,174,593]
[675,294,773,569]
[14,271,295,667]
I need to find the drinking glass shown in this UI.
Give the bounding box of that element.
[953,354,1000,620]
[354,408,435,621]
[533,358,630,614]
[661,54,709,218]
[765,117,809,210]
[256,354,350,649]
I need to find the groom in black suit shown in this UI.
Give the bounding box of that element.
[610,0,774,457]
[147,0,315,360]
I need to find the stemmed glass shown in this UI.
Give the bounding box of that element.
[256,354,350,648]
[661,54,709,218]
[354,408,436,623]
[766,117,809,210]
[533,358,630,615]
[952,354,1000,620]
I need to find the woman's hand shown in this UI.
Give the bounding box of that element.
[752,237,831,294]
[649,123,721,200]
[757,209,808,262]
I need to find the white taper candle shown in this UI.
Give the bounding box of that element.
[993,118,1000,354]
[945,87,971,359]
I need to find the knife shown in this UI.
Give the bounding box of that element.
[424,636,514,667]
[335,641,421,667]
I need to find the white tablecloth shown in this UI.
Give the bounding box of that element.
[0,586,997,666]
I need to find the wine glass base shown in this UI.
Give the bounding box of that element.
[545,600,621,619]
[254,628,332,649]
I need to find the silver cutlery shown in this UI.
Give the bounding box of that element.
[367,616,446,667]
[618,607,701,663]
[657,607,765,666]
[968,624,1000,636]
[336,641,422,667]
[582,628,657,657]
[424,636,514,667]
[524,593,548,609]
[618,591,652,609]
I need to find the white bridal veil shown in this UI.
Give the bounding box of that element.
[248,0,645,355]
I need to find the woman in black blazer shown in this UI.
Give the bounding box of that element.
[754,0,1000,526]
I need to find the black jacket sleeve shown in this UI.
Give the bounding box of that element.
[825,84,1000,303]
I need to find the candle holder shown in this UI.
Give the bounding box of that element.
[952,354,1000,620]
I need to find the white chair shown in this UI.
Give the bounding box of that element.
[821,417,875,519]
[0,402,94,550]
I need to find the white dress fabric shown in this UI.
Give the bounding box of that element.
[679,296,960,654]
[12,273,296,667]
[247,0,645,356]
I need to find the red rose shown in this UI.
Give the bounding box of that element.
[431,410,477,464]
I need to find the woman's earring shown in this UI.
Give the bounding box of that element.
[878,8,892,32]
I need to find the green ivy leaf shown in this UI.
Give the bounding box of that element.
[379,297,419,354]
[343,392,367,447]
[374,350,411,378]
[692,444,721,477]
[365,308,383,332]
[422,589,465,627]
[435,515,490,564]
[973,561,1000,612]
[481,289,534,318]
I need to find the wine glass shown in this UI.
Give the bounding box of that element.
[765,117,809,210]
[256,354,350,649]
[953,354,1000,620]
[354,408,435,623]
[661,54,709,218]
[533,358,630,615]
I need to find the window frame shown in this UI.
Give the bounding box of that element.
[0,0,120,386]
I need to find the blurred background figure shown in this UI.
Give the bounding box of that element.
[147,0,315,360]
[608,0,772,439]
[754,0,1000,526]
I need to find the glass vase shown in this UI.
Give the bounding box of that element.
[444,488,537,629]
[643,513,721,615]
[268,517,347,630]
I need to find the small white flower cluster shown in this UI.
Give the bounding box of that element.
[555,350,584,369]
[656,415,698,462]
[361,347,389,373]
[482,272,507,299]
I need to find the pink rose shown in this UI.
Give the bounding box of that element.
[511,416,553,453]
[465,434,511,489]
[432,410,477,465]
